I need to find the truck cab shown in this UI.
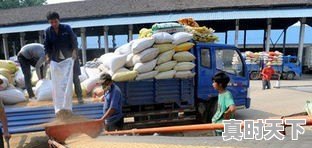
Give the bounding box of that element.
[194,43,250,123]
[281,56,302,80]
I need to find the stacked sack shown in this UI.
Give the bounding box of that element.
[178,18,218,43]
[0,60,26,105]
[244,51,283,65]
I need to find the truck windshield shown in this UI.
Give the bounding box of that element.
[215,49,244,77]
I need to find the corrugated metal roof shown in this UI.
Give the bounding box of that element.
[1,0,311,27]
[0,8,312,34]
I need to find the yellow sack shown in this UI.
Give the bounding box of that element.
[139,28,153,39]
[112,71,138,82]
[153,44,176,53]
[73,85,88,98]
[174,42,194,52]
[0,68,13,84]
[173,52,196,62]
[0,60,18,74]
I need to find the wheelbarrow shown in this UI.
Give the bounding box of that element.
[45,119,104,144]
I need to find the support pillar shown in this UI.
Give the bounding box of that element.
[234,19,239,47]
[39,31,44,44]
[265,18,272,52]
[104,26,109,53]
[2,34,9,60]
[80,28,87,65]
[298,18,306,64]
[20,32,25,47]
[128,24,133,42]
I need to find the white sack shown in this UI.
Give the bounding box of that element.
[114,42,132,55]
[50,58,74,113]
[157,50,175,65]
[174,62,196,71]
[172,32,193,45]
[175,71,196,79]
[155,61,177,72]
[0,75,9,91]
[132,48,159,64]
[98,53,127,73]
[15,68,25,88]
[155,70,176,79]
[35,79,53,101]
[0,87,26,105]
[131,38,155,54]
[134,59,157,73]
[152,32,173,44]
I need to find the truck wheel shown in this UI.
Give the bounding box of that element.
[286,72,295,80]
[249,72,259,80]
[197,102,209,123]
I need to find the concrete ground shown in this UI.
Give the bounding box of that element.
[93,74,312,148]
[8,75,312,148]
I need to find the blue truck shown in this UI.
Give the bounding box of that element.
[247,56,302,80]
[5,42,250,133]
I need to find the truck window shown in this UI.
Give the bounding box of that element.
[215,49,244,76]
[201,49,211,68]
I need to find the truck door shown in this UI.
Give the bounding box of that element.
[214,48,250,108]
[196,46,217,101]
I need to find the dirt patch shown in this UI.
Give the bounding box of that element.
[65,134,218,148]
[8,132,49,148]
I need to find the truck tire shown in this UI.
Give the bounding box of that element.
[197,97,218,123]
[249,72,259,80]
[286,72,295,80]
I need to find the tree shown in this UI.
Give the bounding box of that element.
[0,0,46,9]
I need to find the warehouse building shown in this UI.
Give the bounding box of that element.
[0,0,311,65]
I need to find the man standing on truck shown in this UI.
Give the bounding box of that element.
[94,73,124,131]
[211,72,236,136]
[17,43,47,99]
[261,62,275,90]
[44,11,84,104]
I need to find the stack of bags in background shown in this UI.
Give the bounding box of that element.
[244,51,260,64]
[244,51,283,65]
[0,60,26,105]
[267,51,283,65]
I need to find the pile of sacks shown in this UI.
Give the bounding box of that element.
[178,18,218,43]
[244,51,283,65]
[98,31,196,82]
[0,60,27,105]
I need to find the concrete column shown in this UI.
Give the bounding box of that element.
[104,26,109,53]
[234,19,239,47]
[225,31,228,44]
[112,35,116,49]
[20,32,26,47]
[38,31,44,44]
[80,28,87,65]
[2,34,9,60]
[128,24,133,42]
[243,30,247,49]
[282,28,287,54]
[298,18,306,64]
[265,18,272,52]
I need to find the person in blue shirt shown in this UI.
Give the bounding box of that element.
[97,73,124,131]
[44,11,83,104]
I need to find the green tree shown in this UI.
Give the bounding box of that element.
[0,0,46,9]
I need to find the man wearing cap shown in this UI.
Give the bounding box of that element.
[261,62,275,90]
[94,73,124,131]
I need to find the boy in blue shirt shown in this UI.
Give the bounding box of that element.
[211,72,236,136]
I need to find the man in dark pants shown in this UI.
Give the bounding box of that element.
[17,43,46,99]
[95,73,124,131]
[44,11,84,104]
